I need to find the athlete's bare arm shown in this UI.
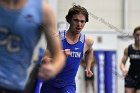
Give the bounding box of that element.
[38,1,65,80]
[120,47,129,76]
[84,37,94,77]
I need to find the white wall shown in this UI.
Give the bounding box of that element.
[57,0,122,30]
[128,0,140,29]
[57,0,140,30]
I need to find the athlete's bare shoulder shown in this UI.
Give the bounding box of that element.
[42,0,53,13]
[124,47,128,56]
[83,36,94,53]
[85,36,94,49]
[41,0,58,37]
[42,0,56,25]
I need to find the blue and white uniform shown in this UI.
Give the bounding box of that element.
[0,0,42,90]
[41,31,85,93]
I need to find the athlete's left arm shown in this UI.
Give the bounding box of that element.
[84,37,94,77]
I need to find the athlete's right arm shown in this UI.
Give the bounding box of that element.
[120,47,128,76]
[38,1,65,80]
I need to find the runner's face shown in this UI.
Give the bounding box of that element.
[69,13,86,34]
[134,30,140,44]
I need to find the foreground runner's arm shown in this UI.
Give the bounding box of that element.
[38,1,65,80]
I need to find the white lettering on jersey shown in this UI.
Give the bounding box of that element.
[70,51,81,58]
[130,54,140,59]
[0,27,21,52]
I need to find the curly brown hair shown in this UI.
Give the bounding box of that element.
[65,5,89,23]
